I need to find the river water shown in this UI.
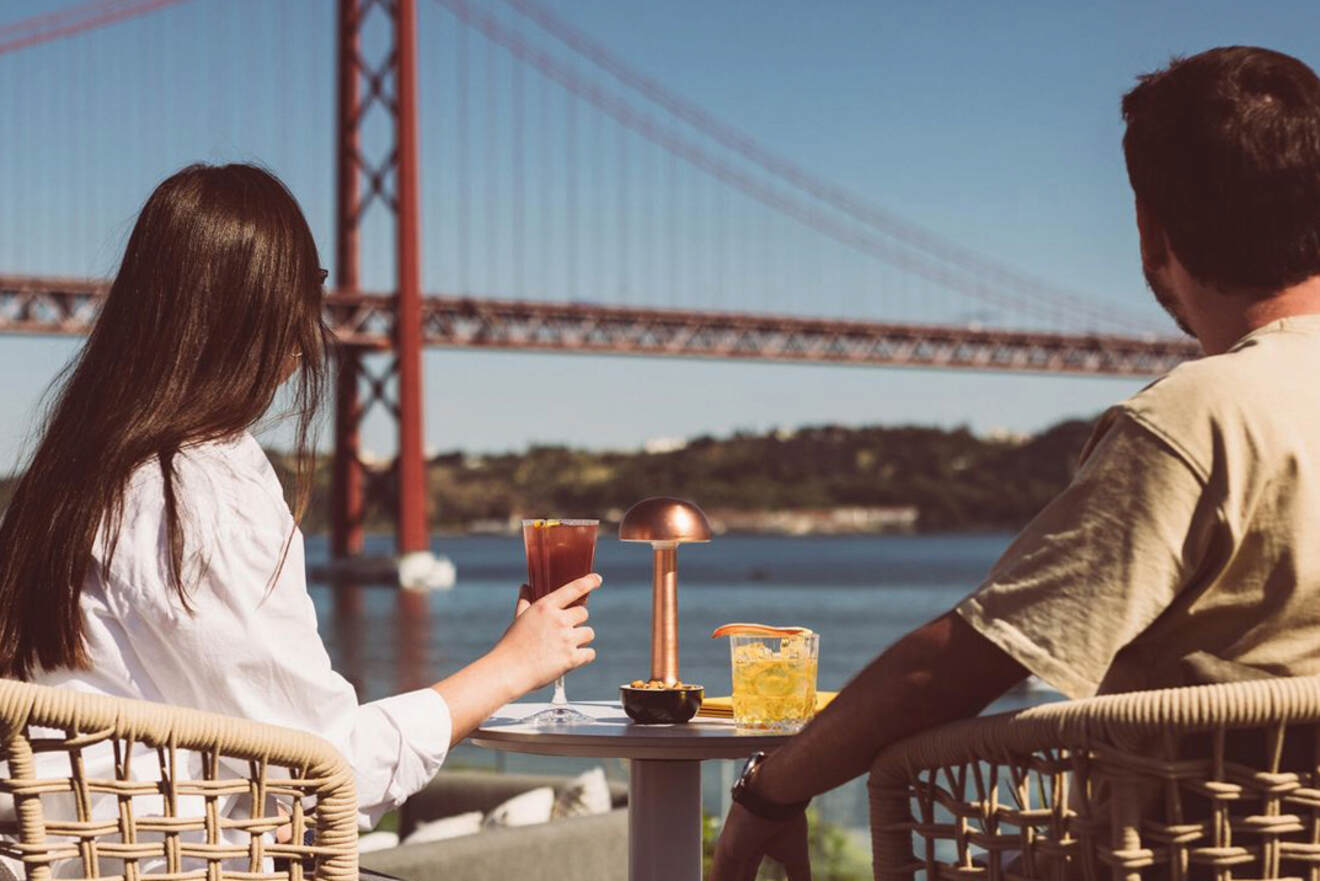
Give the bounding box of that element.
[306,532,1062,830]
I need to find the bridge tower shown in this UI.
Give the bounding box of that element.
[332,0,445,587]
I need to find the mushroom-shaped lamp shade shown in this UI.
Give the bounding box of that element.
[619,497,712,544]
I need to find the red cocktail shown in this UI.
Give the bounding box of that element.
[522,519,598,604]
[521,518,599,724]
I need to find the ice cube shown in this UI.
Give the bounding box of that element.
[751,663,795,697]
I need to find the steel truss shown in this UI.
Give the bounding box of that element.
[0,276,1199,376]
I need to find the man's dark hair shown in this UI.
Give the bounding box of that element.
[1123,46,1320,295]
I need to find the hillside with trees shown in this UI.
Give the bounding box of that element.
[0,417,1098,534]
[292,417,1099,534]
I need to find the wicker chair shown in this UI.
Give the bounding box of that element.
[868,675,1320,880]
[0,679,358,881]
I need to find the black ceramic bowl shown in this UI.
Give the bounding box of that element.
[620,684,705,724]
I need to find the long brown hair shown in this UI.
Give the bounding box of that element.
[0,163,330,679]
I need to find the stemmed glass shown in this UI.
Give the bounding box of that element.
[521,518,599,725]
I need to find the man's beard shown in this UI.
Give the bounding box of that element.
[1145,265,1195,336]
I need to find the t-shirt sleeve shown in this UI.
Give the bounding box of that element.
[955,408,1215,699]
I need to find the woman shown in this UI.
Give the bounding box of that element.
[0,164,599,833]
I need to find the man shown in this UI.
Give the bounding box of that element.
[712,46,1320,881]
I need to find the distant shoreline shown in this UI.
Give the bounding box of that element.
[285,417,1097,537]
[304,524,1022,540]
[0,418,1095,536]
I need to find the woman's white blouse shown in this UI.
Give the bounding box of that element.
[31,432,452,829]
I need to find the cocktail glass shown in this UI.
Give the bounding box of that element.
[521,518,599,725]
[728,633,820,733]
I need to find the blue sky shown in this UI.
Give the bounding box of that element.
[3,0,1319,468]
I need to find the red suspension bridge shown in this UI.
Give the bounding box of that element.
[0,0,1198,577]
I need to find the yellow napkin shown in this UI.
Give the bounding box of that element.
[697,692,837,718]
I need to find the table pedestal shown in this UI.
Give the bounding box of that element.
[628,758,702,881]
[473,703,788,881]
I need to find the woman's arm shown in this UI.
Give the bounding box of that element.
[107,520,599,826]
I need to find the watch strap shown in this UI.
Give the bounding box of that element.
[731,752,810,821]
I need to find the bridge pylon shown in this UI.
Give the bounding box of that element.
[332,0,448,588]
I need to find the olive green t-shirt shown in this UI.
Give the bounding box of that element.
[958,314,1320,698]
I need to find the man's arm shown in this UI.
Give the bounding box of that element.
[714,412,1214,879]
[711,611,1026,881]
[755,609,1027,804]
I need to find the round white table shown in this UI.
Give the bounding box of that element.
[472,700,790,881]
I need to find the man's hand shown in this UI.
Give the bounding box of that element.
[711,803,810,881]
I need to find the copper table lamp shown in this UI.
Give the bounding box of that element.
[619,497,712,687]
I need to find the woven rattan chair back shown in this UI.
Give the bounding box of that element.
[869,675,1320,881]
[0,679,357,881]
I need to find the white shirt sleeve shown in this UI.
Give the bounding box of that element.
[103,510,451,829]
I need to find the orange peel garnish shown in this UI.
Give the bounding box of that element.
[711,622,814,638]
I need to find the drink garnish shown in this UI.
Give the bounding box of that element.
[530,518,562,528]
[711,622,814,638]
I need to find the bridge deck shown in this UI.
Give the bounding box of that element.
[0,275,1198,377]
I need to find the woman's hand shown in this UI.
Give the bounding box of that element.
[434,574,602,746]
[490,574,601,695]
[513,582,533,619]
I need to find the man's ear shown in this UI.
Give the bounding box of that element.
[1135,199,1169,271]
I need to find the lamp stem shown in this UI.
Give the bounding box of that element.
[650,542,679,685]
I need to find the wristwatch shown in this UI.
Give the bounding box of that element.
[731,752,811,821]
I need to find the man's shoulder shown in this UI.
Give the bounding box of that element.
[1116,324,1320,476]
[1128,324,1315,417]
[1123,351,1242,425]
